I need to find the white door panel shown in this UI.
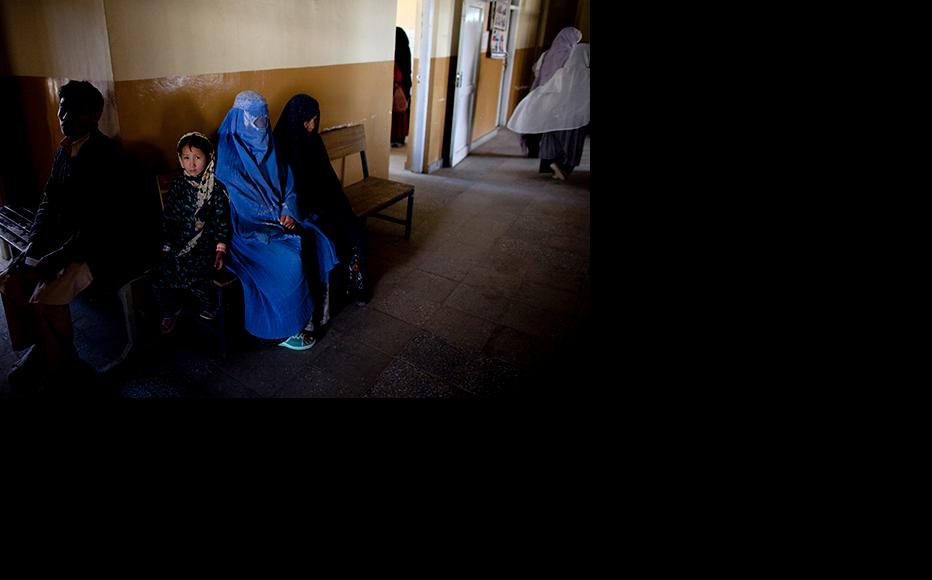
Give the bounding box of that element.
[451,3,483,167]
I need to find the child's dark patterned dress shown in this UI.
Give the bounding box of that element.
[152,175,231,313]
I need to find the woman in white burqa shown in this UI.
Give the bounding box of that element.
[507,27,589,180]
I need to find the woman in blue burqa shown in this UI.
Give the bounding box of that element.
[215,91,338,351]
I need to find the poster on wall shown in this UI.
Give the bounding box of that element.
[491,1,508,31]
[488,1,508,59]
[489,31,506,59]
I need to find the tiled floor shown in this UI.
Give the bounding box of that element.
[0,128,590,398]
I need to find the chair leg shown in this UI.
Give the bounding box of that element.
[100,277,143,374]
[404,194,414,240]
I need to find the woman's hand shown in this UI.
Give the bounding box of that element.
[279,215,297,230]
[214,251,225,270]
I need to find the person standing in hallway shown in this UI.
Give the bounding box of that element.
[0,80,159,391]
[391,27,412,147]
[274,94,369,307]
[215,91,338,351]
[514,27,581,158]
[507,27,589,180]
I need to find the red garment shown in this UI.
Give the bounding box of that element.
[391,63,409,143]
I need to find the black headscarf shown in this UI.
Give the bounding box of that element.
[273,94,353,219]
[394,27,412,101]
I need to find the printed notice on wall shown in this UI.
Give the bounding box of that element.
[488,1,508,58]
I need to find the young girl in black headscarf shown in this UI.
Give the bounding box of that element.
[273,94,368,306]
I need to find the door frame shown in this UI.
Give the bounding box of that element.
[497,2,521,126]
[410,0,434,174]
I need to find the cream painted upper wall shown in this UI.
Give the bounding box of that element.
[0,0,114,80]
[396,0,417,30]
[516,0,543,49]
[431,0,455,58]
[104,0,397,81]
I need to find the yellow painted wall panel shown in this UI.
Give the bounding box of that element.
[472,56,503,142]
[516,0,543,49]
[114,61,394,182]
[507,47,537,121]
[426,56,450,170]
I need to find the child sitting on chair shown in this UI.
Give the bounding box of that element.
[152,132,231,335]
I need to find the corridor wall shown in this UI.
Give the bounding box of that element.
[0,0,397,205]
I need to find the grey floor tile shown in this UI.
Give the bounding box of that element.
[448,354,522,397]
[395,269,459,303]
[0,129,589,399]
[214,342,311,396]
[336,307,421,356]
[511,280,579,316]
[365,357,466,398]
[462,263,527,297]
[524,263,587,293]
[452,214,516,250]
[370,286,442,327]
[423,305,497,353]
[482,325,556,370]
[444,283,508,322]
[498,299,566,340]
[397,333,472,382]
[307,336,393,397]
[273,364,350,398]
[494,236,587,275]
[411,241,483,282]
[544,233,590,256]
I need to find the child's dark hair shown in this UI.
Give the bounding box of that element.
[177,133,212,157]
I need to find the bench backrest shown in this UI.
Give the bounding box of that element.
[157,123,369,197]
[320,124,370,180]
[156,170,181,210]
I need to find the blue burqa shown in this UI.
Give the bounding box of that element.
[216,91,338,339]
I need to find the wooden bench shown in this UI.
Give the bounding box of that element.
[156,171,240,355]
[0,204,144,372]
[319,123,415,239]
[0,205,34,260]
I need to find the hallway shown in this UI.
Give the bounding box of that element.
[0,128,590,398]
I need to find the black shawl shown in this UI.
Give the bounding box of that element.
[395,27,412,102]
[273,94,353,220]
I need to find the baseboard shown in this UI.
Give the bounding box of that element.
[470,127,500,149]
[427,158,444,174]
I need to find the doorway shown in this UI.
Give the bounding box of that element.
[449,0,485,167]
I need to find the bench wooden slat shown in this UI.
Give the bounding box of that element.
[0,205,35,254]
[318,123,414,239]
[320,124,368,161]
[344,177,415,218]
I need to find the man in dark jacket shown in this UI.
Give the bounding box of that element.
[0,80,158,392]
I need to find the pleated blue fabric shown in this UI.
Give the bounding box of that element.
[216,91,337,339]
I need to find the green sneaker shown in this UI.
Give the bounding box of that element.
[277,331,316,351]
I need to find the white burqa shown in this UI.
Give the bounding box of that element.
[507,43,589,135]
